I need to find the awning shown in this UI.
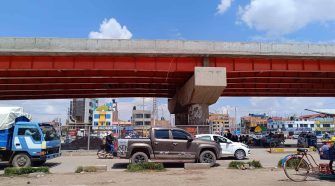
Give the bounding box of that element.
[305,109,335,115]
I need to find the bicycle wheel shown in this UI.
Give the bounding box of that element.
[283,156,310,182]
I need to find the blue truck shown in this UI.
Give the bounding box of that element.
[0,107,61,167]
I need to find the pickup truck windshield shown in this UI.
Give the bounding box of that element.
[40,125,60,141]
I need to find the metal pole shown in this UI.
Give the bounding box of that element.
[235,106,237,135]
[142,97,145,137]
[87,125,90,150]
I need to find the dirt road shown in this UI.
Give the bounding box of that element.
[1,168,334,186]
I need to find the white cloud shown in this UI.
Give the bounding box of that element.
[217,0,234,14]
[239,0,335,36]
[89,18,132,39]
[0,99,69,123]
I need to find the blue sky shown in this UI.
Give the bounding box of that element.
[1,0,335,123]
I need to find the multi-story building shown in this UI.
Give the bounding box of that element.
[241,113,268,133]
[131,106,152,137]
[208,113,235,134]
[92,108,113,130]
[267,117,315,132]
[267,113,335,135]
[68,98,98,124]
[92,99,121,132]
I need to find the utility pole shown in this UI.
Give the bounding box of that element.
[142,97,145,137]
[152,97,157,127]
[235,106,237,135]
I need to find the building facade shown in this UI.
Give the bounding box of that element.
[68,98,98,124]
[208,114,235,134]
[241,113,268,133]
[131,106,152,137]
[267,114,335,134]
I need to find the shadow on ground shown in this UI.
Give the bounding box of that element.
[0,162,61,171]
[112,162,221,169]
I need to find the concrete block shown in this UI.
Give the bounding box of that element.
[184,163,211,170]
[98,39,120,50]
[183,41,214,51]
[270,148,284,153]
[50,38,87,51]
[35,38,52,49]
[194,67,226,87]
[0,38,15,49]
[14,38,36,49]
[156,40,183,50]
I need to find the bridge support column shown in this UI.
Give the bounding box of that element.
[168,67,226,126]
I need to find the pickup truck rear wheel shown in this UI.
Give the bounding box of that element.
[12,153,31,167]
[199,150,216,167]
[131,152,148,164]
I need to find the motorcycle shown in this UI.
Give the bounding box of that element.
[97,142,117,159]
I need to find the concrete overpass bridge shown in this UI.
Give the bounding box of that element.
[1,38,335,125]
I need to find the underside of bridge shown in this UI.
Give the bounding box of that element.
[1,38,335,125]
[1,55,335,99]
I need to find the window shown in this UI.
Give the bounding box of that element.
[94,114,99,119]
[106,114,111,119]
[135,114,143,118]
[145,114,151,118]
[323,124,331,128]
[94,122,98,126]
[172,130,191,140]
[213,136,227,143]
[310,124,314,128]
[198,136,211,141]
[18,128,41,141]
[135,122,143,126]
[154,130,170,139]
[106,122,110,126]
[300,124,303,127]
[288,124,293,128]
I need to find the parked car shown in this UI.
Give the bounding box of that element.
[117,128,222,166]
[297,132,317,148]
[195,134,250,160]
[292,134,300,139]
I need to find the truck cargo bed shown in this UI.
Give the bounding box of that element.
[0,128,12,150]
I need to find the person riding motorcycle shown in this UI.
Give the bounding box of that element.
[106,131,116,156]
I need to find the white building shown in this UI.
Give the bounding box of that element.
[268,118,316,132]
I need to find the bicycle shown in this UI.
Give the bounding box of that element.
[282,148,335,182]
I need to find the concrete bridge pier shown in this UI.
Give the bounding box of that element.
[168,67,227,126]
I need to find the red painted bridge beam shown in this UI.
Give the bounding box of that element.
[0,83,177,91]
[1,56,335,72]
[0,93,172,100]
[1,83,335,91]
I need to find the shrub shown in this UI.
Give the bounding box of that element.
[228,160,263,169]
[83,166,97,172]
[249,160,262,168]
[75,166,83,173]
[4,167,49,176]
[228,161,246,169]
[127,162,165,172]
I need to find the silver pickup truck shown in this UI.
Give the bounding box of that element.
[117,127,222,166]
